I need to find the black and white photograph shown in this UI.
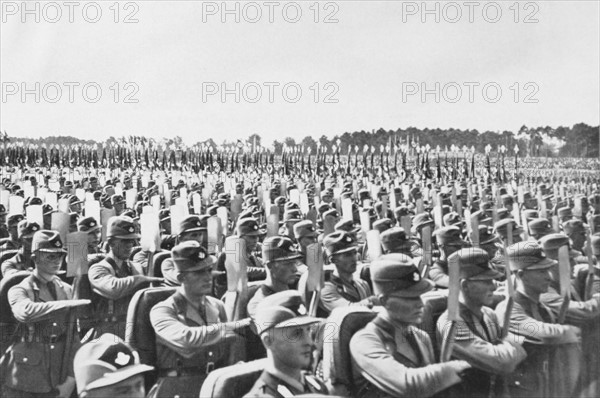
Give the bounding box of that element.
[1,1,599,397]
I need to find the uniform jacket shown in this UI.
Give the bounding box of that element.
[495,291,582,398]
[244,369,328,398]
[88,254,145,337]
[320,272,372,314]
[1,250,34,278]
[150,290,238,371]
[4,274,80,393]
[350,314,463,398]
[437,303,527,397]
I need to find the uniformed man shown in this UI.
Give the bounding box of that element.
[320,231,377,315]
[562,219,587,254]
[437,248,527,397]
[77,216,102,255]
[3,230,90,398]
[215,217,267,298]
[0,204,8,239]
[149,241,249,397]
[245,290,328,397]
[160,214,208,286]
[73,333,153,398]
[527,218,554,241]
[429,226,468,289]
[293,220,318,265]
[247,236,302,317]
[0,213,24,252]
[111,194,126,216]
[1,220,40,277]
[350,253,471,397]
[495,242,582,398]
[88,216,162,338]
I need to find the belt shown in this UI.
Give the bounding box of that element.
[157,363,215,377]
[20,334,66,344]
[100,314,128,323]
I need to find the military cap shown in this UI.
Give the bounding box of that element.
[322,209,340,221]
[178,215,206,235]
[18,220,40,239]
[380,227,412,252]
[434,226,463,246]
[412,213,434,233]
[8,213,25,228]
[100,193,112,207]
[159,209,171,222]
[317,203,331,215]
[394,206,413,219]
[283,209,303,223]
[121,209,136,219]
[358,189,370,200]
[409,186,422,199]
[171,241,216,273]
[522,191,533,202]
[238,209,255,221]
[284,201,300,211]
[450,248,503,280]
[589,194,600,206]
[539,233,570,254]
[477,225,497,245]
[557,207,573,219]
[335,219,360,234]
[107,216,140,240]
[493,218,522,237]
[206,205,219,216]
[111,194,125,205]
[31,230,67,253]
[252,290,319,335]
[562,219,587,236]
[68,194,83,205]
[528,218,553,236]
[373,218,394,233]
[262,236,302,265]
[0,204,6,215]
[501,194,514,206]
[371,253,434,297]
[496,208,510,220]
[74,333,153,394]
[506,241,556,271]
[323,231,357,257]
[591,235,600,256]
[77,216,101,233]
[443,212,463,227]
[236,217,265,236]
[24,196,43,207]
[522,209,539,221]
[274,196,287,206]
[341,191,353,200]
[293,220,317,239]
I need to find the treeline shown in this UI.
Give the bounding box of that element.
[4,123,599,157]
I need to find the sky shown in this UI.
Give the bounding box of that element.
[1,0,599,146]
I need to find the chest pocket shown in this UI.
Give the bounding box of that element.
[4,341,51,393]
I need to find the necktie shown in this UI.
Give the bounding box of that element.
[47,281,57,300]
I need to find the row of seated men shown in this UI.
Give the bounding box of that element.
[1,203,600,398]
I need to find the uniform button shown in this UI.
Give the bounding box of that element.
[515,381,521,386]
[23,357,28,362]
[52,323,57,327]
[50,345,55,349]
[208,351,213,357]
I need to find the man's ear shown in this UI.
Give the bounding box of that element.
[176,272,186,283]
[378,294,387,307]
[459,279,469,292]
[260,331,273,348]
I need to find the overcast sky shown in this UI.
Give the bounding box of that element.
[1,1,598,145]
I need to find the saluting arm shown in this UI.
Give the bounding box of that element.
[8,285,89,323]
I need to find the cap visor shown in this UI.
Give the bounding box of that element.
[387,279,435,297]
[468,269,504,280]
[85,364,154,392]
[274,315,321,330]
[330,246,358,256]
[110,233,141,240]
[527,258,557,270]
[37,248,68,253]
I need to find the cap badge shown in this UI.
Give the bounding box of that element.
[346,236,352,243]
[55,240,61,247]
[413,272,420,282]
[198,251,206,260]
[128,227,135,233]
[90,222,95,227]
[196,221,201,226]
[297,304,307,315]
[254,225,258,230]
[114,352,131,366]
[32,226,38,231]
